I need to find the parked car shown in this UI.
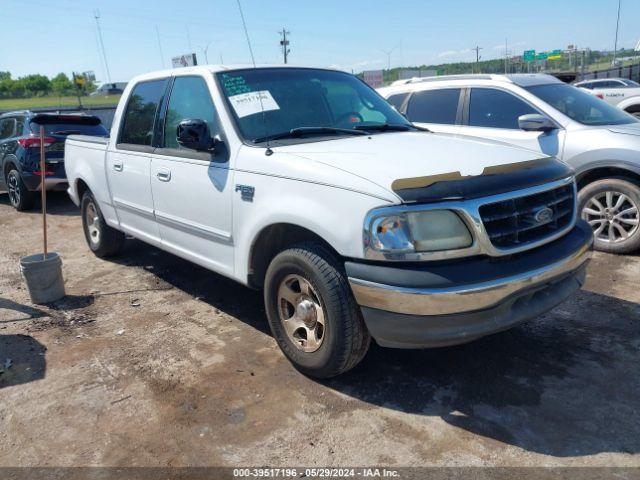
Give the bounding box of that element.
[379,74,640,254]
[65,66,592,377]
[0,112,108,210]
[575,78,640,118]
[90,82,127,97]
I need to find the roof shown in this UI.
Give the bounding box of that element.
[129,64,344,84]
[380,73,562,92]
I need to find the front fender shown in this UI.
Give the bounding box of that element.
[231,170,393,283]
[617,96,640,111]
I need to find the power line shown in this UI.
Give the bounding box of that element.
[279,28,291,64]
[93,9,111,83]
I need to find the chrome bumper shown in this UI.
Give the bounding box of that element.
[349,236,592,317]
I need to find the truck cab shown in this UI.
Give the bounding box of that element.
[65,65,592,378]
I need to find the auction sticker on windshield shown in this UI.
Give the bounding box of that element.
[229,91,280,118]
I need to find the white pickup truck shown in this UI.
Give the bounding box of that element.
[65,65,593,378]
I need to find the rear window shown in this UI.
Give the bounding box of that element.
[29,121,108,136]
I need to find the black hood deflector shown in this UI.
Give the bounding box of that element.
[392,158,573,203]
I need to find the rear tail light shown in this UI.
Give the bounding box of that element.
[18,136,56,148]
[596,93,604,99]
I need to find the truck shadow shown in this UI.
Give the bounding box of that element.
[108,239,639,458]
[326,289,640,457]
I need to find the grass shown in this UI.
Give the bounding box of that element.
[0,95,121,111]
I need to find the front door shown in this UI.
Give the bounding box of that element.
[458,87,565,159]
[107,78,169,245]
[151,75,235,276]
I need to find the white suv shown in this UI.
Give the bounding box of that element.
[575,78,640,117]
[379,74,640,253]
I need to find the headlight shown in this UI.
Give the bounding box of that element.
[366,209,472,254]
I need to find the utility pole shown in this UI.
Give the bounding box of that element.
[93,10,111,83]
[155,25,166,69]
[504,38,509,74]
[613,0,622,67]
[472,46,482,73]
[279,28,290,64]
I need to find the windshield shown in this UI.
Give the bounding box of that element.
[526,83,638,126]
[622,79,640,87]
[217,68,411,143]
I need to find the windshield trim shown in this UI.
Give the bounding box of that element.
[214,67,413,148]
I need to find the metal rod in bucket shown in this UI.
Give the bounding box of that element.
[39,125,47,260]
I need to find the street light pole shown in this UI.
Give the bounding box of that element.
[613,0,622,67]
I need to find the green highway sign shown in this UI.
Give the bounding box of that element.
[524,50,536,62]
[548,49,562,60]
[536,52,549,60]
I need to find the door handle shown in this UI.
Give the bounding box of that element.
[156,170,171,182]
[113,161,123,172]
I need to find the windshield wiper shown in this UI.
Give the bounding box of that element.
[353,123,421,132]
[253,126,369,144]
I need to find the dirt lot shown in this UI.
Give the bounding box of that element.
[1,192,639,468]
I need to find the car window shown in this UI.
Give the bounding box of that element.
[622,79,640,87]
[578,82,594,89]
[469,88,537,129]
[164,76,219,149]
[29,121,108,136]
[15,117,25,136]
[0,118,15,139]
[386,93,410,111]
[120,78,168,146]
[406,89,461,125]
[526,83,636,126]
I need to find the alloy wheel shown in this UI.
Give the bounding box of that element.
[582,190,639,243]
[85,202,101,245]
[7,172,20,207]
[277,274,326,353]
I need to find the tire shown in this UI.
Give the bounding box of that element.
[6,169,35,211]
[264,242,370,378]
[81,191,124,257]
[578,178,640,254]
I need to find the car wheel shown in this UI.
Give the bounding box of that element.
[579,178,640,254]
[6,169,35,211]
[81,191,124,257]
[264,242,370,378]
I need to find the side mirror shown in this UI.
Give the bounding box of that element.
[176,118,216,151]
[518,114,556,132]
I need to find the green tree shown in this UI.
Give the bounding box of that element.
[21,74,51,96]
[51,73,73,95]
[0,71,11,81]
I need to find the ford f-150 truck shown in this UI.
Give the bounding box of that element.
[65,65,593,378]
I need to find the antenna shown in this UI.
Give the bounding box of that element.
[155,26,166,69]
[235,0,272,155]
[236,0,256,67]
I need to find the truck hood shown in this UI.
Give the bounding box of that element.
[275,131,549,194]
[607,122,640,137]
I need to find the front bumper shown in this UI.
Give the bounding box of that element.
[347,220,593,348]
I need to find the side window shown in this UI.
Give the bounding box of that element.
[15,117,25,136]
[0,118,15,139]
[386,93,409,112]
[469,88,537,129]
[579,82,594,90]
[119,79,168,146]
[164,76,218,149]
[406,89,461,125]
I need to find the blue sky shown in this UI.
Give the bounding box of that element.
[1,0,638,83]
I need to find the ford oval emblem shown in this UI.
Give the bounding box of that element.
[534,207,554,224]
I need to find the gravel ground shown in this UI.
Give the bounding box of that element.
[0,192,639,469]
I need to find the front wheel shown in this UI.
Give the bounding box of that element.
[579,178,640,254]
[264,243,370,378]
[81,191,125,257]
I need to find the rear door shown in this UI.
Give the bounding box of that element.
[459,87,565,158]
[150,75,235,276]
[403,88,463,134]
[108,78,168,245]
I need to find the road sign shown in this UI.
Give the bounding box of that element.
[548,49,562,60]
[524,50,536,62]
[171,53,198,68]
[536,52,548,60]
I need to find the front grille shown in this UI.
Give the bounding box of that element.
[479,183,575,249]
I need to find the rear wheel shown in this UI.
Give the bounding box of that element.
[264,242,370,378]
[579,178,640,254]
[81,191,124,257]
[6,169,35,211]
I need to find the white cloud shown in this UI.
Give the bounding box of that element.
[437,48,471,59]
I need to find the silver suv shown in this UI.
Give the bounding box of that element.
[379,74,640,254]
